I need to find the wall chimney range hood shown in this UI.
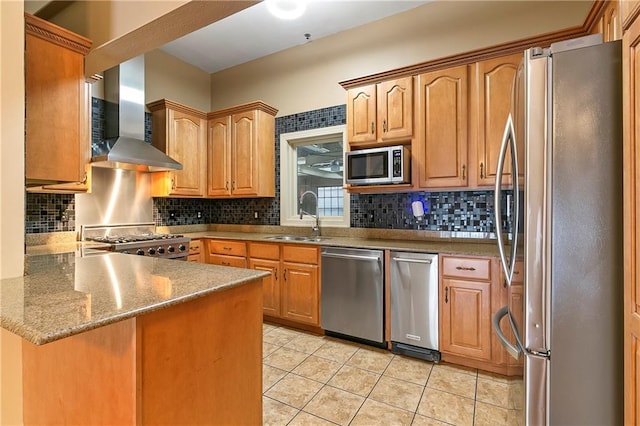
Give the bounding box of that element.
[91,56,182,172]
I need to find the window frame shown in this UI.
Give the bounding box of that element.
[279,125,350,228]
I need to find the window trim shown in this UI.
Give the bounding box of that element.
[279,125,350,228]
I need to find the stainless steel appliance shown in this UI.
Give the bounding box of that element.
[321,247,384,345]
[493,34,623,425]
[82,223,190,260]
[390,251,440,362]
[345,145,410,185]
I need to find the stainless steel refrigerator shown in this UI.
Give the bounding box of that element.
[493,34,624,425]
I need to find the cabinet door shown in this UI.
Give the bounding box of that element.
[377,77,413,141]
[507,283,524,368]
[472,54,521,187]
[231,110,259,196]
[281,262,319,326]
[602,0,622,42]
[416,65,468,188]
[25,22,90,183]
[168,110,206,196]
[440,278,492,360]
[207,116,231,196]
[347,84,377,144]
[249,258,280,317]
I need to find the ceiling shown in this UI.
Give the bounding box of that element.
[160,0,430,74]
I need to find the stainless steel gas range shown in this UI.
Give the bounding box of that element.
[82,223,190,260]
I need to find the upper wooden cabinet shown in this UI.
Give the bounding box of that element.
[148,99,207,197]
[469,53,522,188]
[347,77,413,146]
[415,65,468,189]
[25,13,92,187]
[594,0,622,41]
[207,102,277,198]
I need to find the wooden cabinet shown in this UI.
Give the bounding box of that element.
[248,242,320,326]
[205,239,247,267]
[148,99,207,197]
[493,260,524,370]
[25,13,92,188]
[187,239,204,262]
[207,102,277,198]
[469,53,522,187]
[440,255,494,361]
[415,66,468,189]
[594,0,622,42]
[347,77,413,146]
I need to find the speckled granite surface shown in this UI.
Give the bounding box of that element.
[1,251,268,345]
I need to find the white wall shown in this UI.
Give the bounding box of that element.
[209,1,593,116]
[1,0,25,423]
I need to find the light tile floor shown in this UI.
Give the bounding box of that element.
[263,323,523,426]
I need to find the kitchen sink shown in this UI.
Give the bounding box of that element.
[264,235,329,242]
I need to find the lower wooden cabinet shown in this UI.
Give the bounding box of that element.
[187,239,204,262]
[248,242,320,327]
[205,239,247,267]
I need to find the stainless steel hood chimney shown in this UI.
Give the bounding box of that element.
[91,56,182,172]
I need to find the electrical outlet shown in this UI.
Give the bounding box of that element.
[254,211,259,219]
[197,211,202,219]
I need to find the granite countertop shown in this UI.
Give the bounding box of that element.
[181,230,502,257]
[1,251,268,345]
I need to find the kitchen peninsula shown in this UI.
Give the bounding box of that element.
[0,250,268,425]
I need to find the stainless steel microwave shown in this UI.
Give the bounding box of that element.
[345,145,410,185]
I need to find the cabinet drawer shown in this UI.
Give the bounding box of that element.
[248,242,280,260]
[209,254,246,268]
[442,256,491,280]
[189,239,201,255]
[207,240,246,257]
[282,245,319,265]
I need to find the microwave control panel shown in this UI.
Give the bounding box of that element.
[392,149,402,177]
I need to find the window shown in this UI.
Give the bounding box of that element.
[280,125,349,228]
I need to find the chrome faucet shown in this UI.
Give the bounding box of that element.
[299,190,320,237]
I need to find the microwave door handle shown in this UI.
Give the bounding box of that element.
[495,114,514,283]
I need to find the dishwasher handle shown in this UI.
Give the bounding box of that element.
[392,257,432,265]
[322,252,381,262]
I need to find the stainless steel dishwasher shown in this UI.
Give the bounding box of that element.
[321,247,384,345]
[390,251,440,362]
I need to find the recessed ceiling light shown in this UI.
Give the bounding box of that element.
[265,0,307,20]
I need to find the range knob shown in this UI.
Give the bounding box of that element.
[148,248,156,255]
[167,245,175,253]
[157,247,165,254]
[178,244,186,252]
[122,250,130,255]
[136,249,145,256]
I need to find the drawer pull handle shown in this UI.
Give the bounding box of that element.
[456,266,476,271]
[445,286,449,303]
[221,261,230,266]
[223,247,232,251]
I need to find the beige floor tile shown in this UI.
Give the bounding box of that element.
[509,380,524,410]
[289,411,338,425]
[303,385,365,425]
[327,364,381,397]
[507,407,525,426]
[477,369,512,383]
[285,334,326,354]
[346,347,394,374]
[476,377,510,408]
[474,401,511,426]
[263,364,287,392]
[369,375,425,412]
[434,362,478,377]
[313,339,359,363]
[263,323,279,334]
[350,398,414,426]
[384,355,433,386]
[264,347,309,371]
[417,388,474,426]
[426,365,477,399]
[411,414,450,426]
[263,327,303,346]
[263,341,279,358]
[264,373,323,409]
[292,355,342,383]
[263,396,299,426]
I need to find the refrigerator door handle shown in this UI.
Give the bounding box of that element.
[495,114,516,284]
[492,305,522,360]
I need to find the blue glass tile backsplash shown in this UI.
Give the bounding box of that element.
[25,100,506,234]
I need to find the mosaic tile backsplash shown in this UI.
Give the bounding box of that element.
[25,101,509,235]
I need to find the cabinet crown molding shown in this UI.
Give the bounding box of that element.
[207,101,278,119]
[25,13,92,56]
[146,99,207,119]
